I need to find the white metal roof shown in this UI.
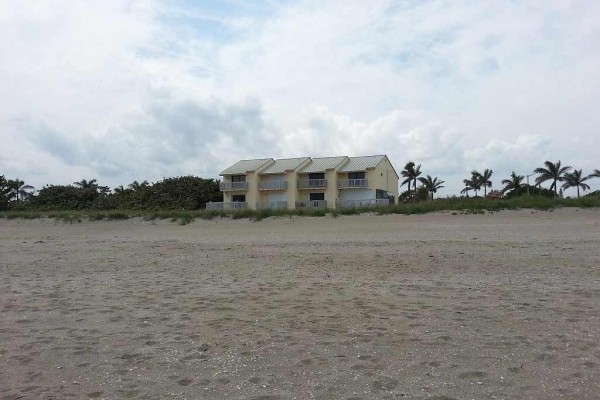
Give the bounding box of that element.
[220,158,273,175]
[298,156,349,173]
[260,157,311,174]
[338,155,386,172]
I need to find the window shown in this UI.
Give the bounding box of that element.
[348,172,365,180]
[308,173,325,180]
[232,194,246,202]
[309,193,325,201]
[231,175,246,182]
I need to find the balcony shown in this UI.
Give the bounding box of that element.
[336,199,388,208]
[219,181,248,191]
[337,179,368,189]
[257,201,288,210]
[297,179,327,189]
[258,180,288,190]
[296,200,328,209]
[206,202,248,210]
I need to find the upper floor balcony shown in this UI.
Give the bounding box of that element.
[297,179,327,189]
[258,180,288,190]
[337,179,368,189]
[219,181,249,191]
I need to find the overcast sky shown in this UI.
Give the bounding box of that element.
[1,0,599,196]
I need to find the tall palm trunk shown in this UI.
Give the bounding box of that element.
[413,179,417,202]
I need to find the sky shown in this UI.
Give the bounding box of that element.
[1,0,599,196]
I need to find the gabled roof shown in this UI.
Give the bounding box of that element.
[220,158,273,175]
[338,155,386,172]
[298,156,349,173]
[260,157,311,174]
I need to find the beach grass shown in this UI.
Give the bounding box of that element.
[1,195,598,223]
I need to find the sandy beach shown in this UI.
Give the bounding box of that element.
[1,208,599,399]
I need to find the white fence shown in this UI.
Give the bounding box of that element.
[296,200,328,209]
[336,199,389,208]
[206,202,248,210]
[257,201,288,210]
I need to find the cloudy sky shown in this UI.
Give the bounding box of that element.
[1,0,599,196]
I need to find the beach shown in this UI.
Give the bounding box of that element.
[1,209,599,399]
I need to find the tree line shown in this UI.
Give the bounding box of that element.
[400,160,599,201]
[2,160,598,211]
[0,176,222,211]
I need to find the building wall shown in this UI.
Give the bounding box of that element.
[286,171,299,210]
[369,157,399,200]
[325,169,339,208]
[246,172,260,210]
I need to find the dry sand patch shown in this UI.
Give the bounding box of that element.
[1,209,599,399]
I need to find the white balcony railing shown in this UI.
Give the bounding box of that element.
[257,201,288,210]
[219,181,248,191]
[258,180,288,190]
[336,199,388,208]
[337,179,368,189]
[206,202,248,210]
[296,200,327,209]
[297,179,327,189]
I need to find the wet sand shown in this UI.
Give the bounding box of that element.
[1,209,599,399]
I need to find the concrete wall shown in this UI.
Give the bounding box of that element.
[246,172,259,210]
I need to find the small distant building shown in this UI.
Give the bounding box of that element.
[208,155,399,210]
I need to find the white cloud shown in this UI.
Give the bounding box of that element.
[1,0,599,196]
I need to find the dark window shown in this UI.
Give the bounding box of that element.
[309,192,325,201]
[232,194,246,202]
[308,173,325,180]
[348,172,365,180]
[231,175,246,182]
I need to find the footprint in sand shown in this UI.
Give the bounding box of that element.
[177,378,194,386]
[458,371,487,379]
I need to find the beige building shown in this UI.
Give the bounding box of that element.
[208,155,399,210]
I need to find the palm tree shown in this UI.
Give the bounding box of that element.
[588,169,600,178]
[473,169,493,197]
[7,178,35,201]
[463,172,482,197]
[73,179,98,190]
[401,162,416,199]
[502,172,525,195]
[534,161,571,196]
[460,186,471,197]
[6,179,34,202]
[418,175,445,200]
[562,169,590,198]
[17,181,34,201]
[128,180,149,191]
[413,164,422,195]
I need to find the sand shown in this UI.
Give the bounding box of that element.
[1,208,599,399]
